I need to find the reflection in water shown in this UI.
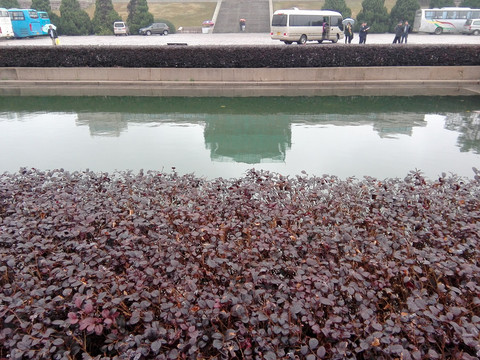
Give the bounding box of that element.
[0,96,479,179]
[444,112,480,154]
[204,116,291,164]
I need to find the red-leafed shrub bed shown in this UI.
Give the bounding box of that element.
[0,44,479,68]
[1,168,480,359]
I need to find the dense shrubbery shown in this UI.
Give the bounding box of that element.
[1,168,479,359]
[0,45,478,68]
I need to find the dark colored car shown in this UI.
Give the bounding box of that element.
[139,23,170,36]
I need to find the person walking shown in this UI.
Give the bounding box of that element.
[344,22,353,43]
[359,22,369,44]
[393,21,403,43]
[401,21,410,43]
[48,25,58,46]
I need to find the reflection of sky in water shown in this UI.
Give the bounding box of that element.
[0,110,479,180]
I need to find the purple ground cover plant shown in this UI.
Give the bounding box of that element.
[1,168,479,359]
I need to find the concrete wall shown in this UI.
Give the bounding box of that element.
[1,66,479,97]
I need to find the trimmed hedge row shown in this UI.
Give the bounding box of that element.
[1,168,480,359]
[0,45,479,68]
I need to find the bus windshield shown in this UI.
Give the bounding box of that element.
[272,14,287,27]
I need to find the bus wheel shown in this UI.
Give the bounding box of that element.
[298,34,307,45]
[284,41,292,44]
[434,27,443,35]
[317,40,323,43]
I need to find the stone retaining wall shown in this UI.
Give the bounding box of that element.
[1,66,479,97]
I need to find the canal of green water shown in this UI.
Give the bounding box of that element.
[1,96,479,179]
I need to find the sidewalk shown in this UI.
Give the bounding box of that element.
[1,33,479,46]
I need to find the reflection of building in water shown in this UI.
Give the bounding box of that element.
[293,112,426,138]
[444,112,480,154]
[76,113,128,137]
[72,111,431,164]
[204,115,292,164]
[75,113,207,137]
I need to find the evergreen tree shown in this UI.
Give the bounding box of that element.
[30,0,51,11]
[0,0,20,8]
[356,0,390,32]
[459,0,480,6]
[92,0,121,35]
[389,0,420,30]
[59,0,92,35]
[323,0,352,18]
[429,0,455,7]
[127,0,153,34]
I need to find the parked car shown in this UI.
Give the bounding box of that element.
[139,23,170,36]
[463,19,480,35]
[113,21,129,36]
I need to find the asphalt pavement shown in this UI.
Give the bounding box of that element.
[0,33,479,46]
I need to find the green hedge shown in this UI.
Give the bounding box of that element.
[0,45,479,68]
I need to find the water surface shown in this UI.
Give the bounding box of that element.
[1,96,479,179]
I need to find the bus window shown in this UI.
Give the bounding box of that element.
[10,11,24,21]
[472,11,480,18]
[446,11,455,19]
[331,16,342,27]
[28,10,38,19]
[458,11,467,19]
[290,15,311,26]
[435,11,444,19]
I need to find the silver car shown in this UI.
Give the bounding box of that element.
[138,23,170,36]
[463,19,480,35]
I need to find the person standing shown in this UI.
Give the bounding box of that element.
[393,21,403,43]
[239,18,246,32]
[401,21,410,43]
[359,22,369,44]
[344,23,353,43]
[48,25,58,46]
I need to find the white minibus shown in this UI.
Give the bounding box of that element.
[271,8,344,44]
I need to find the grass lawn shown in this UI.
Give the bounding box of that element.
[84,2,216,29]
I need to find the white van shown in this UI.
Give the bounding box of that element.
[113,21,129,36]
[271,8,345,44]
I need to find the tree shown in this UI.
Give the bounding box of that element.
[92,0,121,35]
[356,0,390,33]
[429,0,455,7]
[30,0,51,11]
[0,0,19,8]
[59,0,93,35]
[323,0,352,18]
[459,0,480,6]
[127,0,153,34]
[389,0,420,30]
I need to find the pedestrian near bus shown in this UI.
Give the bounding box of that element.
[359,22,369,44]
[48,25,58,46]
[401,21,410,43]
[393,21,403,43]
[344,22,353,43]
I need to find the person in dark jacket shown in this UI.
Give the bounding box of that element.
[359,22,369,44]
[393,21,403,43]
[344,23,353,43]
[48,25,58,46]
[401,21,410,43]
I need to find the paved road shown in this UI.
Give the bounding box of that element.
[0,33,479,46]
